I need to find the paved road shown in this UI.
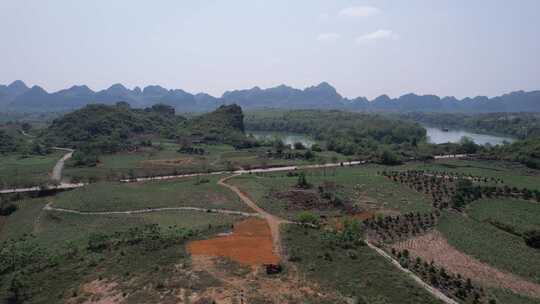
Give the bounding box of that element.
[51,148,74,182]
[121,160,365,183]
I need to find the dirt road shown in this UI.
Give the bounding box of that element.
[218,174,291,258]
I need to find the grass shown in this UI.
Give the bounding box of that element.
[0,151,64,189]
[282,224,442,304]
[228,165,433,220]
[0,193,242,249]
[34,210,241,249]
[51,175,250,212]
[0,197,48,241]
[468,198,540,235]
[437,211,540,284]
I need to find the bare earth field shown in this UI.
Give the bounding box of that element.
[187,218,279,268]
[393,231,540,298]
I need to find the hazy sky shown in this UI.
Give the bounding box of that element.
[1,0,539,99]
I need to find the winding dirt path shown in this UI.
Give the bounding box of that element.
[218,174,291,258]
[43,203,260,218]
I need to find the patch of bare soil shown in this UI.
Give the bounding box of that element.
[187,218,279,268]
[142,157,195,167]
[184,256,348,304]
[393,231,540,298]
[72,279,124,304]
[274,189,324,210]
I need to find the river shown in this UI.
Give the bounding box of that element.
[425,127,514,145]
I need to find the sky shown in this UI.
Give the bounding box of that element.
[1,0,539,99]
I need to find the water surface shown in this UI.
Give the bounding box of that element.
[425,127,514,145]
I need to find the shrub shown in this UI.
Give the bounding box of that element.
[524,230,540,249]
[296,211,320,226]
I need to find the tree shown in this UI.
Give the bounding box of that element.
[293,142,306,150]
[296,172,311,189]
[311,143,322,152]
[379,150,402,165]
[459,136,478,154]
[304,149,315,160]
[273,139,286,155]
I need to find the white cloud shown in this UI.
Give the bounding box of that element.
[355,29,397,44]
[317,33,341,42]
[339,6,380,18]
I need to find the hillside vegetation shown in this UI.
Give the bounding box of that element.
[43,103,247,154]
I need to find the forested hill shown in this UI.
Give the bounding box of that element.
[2,80,540,113]
[43,103,247,153]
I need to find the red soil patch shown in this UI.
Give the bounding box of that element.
[393,231,540,298]
[187,218,279,268]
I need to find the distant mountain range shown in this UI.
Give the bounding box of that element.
[1,80,539,113]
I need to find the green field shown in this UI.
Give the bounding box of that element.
[401,159,540,191]
[51,175,250,212]
[0,151,64,189]
[63,142,347,182]
[438,212,540,284]
[282,224,442,304]
[468,198,540,235]
[228,165,433,220]
[0,197,48,241]
[1,194,242,249]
